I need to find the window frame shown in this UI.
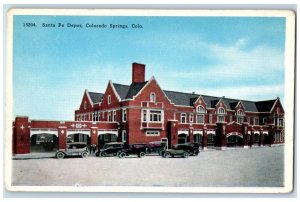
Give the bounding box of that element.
[181,113,187,124]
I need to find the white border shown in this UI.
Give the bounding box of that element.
[4,8,295,194]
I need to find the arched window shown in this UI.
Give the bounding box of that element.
[150,93,156,102]
[237,109,244,116]
[196,106,205,113]
[218,107,225,114]
[237,109,244,124]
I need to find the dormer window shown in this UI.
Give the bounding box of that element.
[196,106,205,113]
[237,109,244,124]
[150,93,156,102]
[108,95,111,104]
[84,101,87,110]
[217,107,225,123]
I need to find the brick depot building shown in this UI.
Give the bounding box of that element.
[12,63,285,154]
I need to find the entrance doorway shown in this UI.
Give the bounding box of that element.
[193,133,202,145]
[207,133,215,148]
[178,133,187,144]
[227,135,243,147]
[30,134,58,153]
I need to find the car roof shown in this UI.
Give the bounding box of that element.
[105,142,123,145]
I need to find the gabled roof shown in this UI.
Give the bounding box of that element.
[112,81,148,100]
[88,92,104,104]
[90,82,277,113]
[255,99,277,112]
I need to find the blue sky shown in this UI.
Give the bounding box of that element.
[13,15,286,120]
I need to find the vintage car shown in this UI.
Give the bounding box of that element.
[161,143,200,158]
[145,141,167,155]
[117,143,148,158]
[56,142,88,159]
[95,142,124,157]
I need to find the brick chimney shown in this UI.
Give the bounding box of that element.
[132,62,145,83]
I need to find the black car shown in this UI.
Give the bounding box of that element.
[146,141,167,155]
[56,142,88,159]
[161,143,200,158]
[118,143,148,158]
[95,142,124,157]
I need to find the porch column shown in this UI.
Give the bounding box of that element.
[189,127,194,143]
[250,129,254,147]
[90,127,98,145]
[168,120,178,148]
[58,126,67,150]
[242,124,248,148]
[216,123,226,149]
[14,116,30,154]
[202,127,207,150]
[259,129,264,147]
[269,125,275,146]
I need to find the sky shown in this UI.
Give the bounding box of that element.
[13,15,286,120]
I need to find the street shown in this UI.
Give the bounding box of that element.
[12,146,284,187]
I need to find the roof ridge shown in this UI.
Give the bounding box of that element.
[112,83,130,87]
[88,91,103,94]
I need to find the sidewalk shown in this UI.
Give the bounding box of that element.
[13,152,56,160]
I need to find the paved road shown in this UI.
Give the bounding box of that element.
[11,146,284,187]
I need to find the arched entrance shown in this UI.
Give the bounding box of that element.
[207,133,215,148]
[98,133,118,149]
[253,133,260,146]
[226,133,243,147]
[178,133,188,144]
[193,133,202,145]
[30,133,58,153]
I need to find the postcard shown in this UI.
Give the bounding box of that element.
[5,9,295,193]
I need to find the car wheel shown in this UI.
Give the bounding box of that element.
[56,152,65,159]
[119,152,126,158]
[194,150,199,156]
[81,151,88,158]
[183,152,189,158]
[138,152,145,158]
[163,152,171,158]
[100,151,106,157]
[95,151,99,157]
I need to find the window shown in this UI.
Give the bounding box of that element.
[181,113,187,123]
[108,95,111,104]
[217,116,225,122]
[108,111,112,122]
[98,112,101,121]
[102,111,105,119]
[84,101,87,109]
[237,110,243,116]
[274,118,284,127]
[93,112,96,122]
[218,107,225,114]
[142,110,147,122]
[247,117,250,124]
[122,108,127,122]
[146,131,160,136]
[150,110,162,122]
[262,117,267,124]
[196,106,205,113]
[196,114,204,124]
[229,115,233,122]
[237,117,243,124]
[150,93,156,102]
[122,130,127,142]
[113,110,116,122]
[254,117,259,125]
[189,114,193,123]
[209,114,212,123]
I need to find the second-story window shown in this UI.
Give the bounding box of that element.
[142,109,147,122]
[190,113,193,123]
[122,108,127,122]
[196,114,204,124]
[113,110,116,122]
[150,93,156,102]
[181,113,187,123]
[254,117,259,125]
[150,110,162,122]
[108,95,111,105]
[237,109,244,124]
[108,111,112,122]
[217,107,225,123]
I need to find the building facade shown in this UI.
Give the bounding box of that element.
[12,63,285,154]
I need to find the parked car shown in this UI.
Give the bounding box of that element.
[56,142,88,159]
[161,143,200,158]
[117,143,148,158]
[95,142,124,157]
[146,141,167,155]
